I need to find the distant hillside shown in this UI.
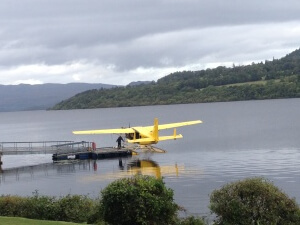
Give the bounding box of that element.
[127,81,153,86]
[0,83,115,112]
[51,48,300,110]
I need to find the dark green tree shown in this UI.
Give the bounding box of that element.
[210,177,300,225]
[99,175,178,225]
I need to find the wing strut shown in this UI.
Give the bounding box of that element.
[153,118,159,142]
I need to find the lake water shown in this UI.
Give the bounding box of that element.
[0,98,300,218]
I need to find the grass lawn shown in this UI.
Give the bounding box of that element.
[222,78,284,87]
[223,80,268,86]
[0,216,84,225]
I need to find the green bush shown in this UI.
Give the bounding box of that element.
[99,175,178,225]
[210,177,300,225]
[175,216,206,225]
[0,195,26,216]
[56,194,96,223]
[0,193,97,223]
[22,194,59,220]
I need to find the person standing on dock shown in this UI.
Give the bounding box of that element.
[116,136,124,149]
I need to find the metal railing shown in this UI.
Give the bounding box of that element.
[0,141,91,155]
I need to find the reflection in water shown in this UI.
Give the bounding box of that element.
[93,161,98,171]
[128,159,162,178]
[0,160,93,184]
[0,157,193,184]
[126,159,184,179]
[81,157,196,183]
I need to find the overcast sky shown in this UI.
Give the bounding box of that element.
[1,0,300,85]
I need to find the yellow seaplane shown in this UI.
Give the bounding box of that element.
[73,118,202,152]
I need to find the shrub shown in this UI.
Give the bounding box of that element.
[56,194,96,223]
[99,175,178,225]
[210,177,300,225]
[0,195,26,216]
[23,194,59,220]
[0,193,97,223]
[176,216,207,225]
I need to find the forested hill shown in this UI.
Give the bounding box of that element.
[51,48,300,110]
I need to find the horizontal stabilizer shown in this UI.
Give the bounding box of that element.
[159,134,183,141]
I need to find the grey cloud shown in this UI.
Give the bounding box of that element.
[0,0,300,84]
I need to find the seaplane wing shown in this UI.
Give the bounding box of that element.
[73,127,134,135]
[158,120,202,130]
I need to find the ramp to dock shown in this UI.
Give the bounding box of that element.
[0,141,92,165]
[0,141,91,155]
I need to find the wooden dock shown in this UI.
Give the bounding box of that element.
[52,147,132,161]
[0,141,132,165]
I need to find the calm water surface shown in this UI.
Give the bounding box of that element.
[0,98,300,217]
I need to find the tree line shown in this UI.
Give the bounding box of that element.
[51,48,300,110]
[1,176,300,224]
